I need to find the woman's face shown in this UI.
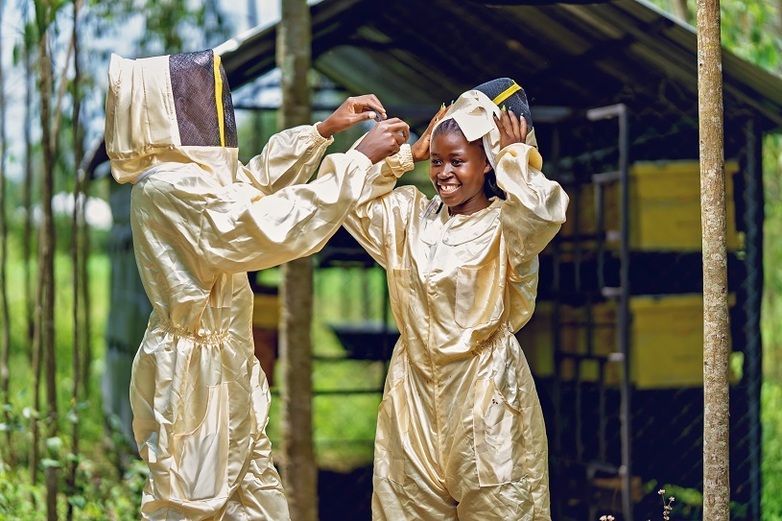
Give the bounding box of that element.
[429,130,492,216]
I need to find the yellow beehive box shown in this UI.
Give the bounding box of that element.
[628,294,736,389]
[626,295,705,388]
[518,294,735,389]
[557,161,743,252]
[517,301,616,380]
[253,293,280,329]
[517,301,555,378]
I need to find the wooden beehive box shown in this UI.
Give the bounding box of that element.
[558,160,743,252]
[518,294,736,389]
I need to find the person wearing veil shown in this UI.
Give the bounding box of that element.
[104,49,409,520]
[339,78,568,520]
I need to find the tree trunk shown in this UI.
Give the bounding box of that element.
[778,0,782,46]
[27,2,41,489]
[0,0,12,463]
[672,0,691,23]
[66,2,83,519]
[79,189,92,397]
[23,1,35,350]
[36,12,59,521]
[696,1,730,520]
[277,1,318,520]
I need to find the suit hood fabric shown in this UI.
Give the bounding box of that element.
[105,49,239,184]
[436,89,540,172]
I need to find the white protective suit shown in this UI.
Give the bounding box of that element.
[105,50,376,520]
[341,90,569,520]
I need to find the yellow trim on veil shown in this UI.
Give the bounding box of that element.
[214,53,226,147]
[492,81,521,106]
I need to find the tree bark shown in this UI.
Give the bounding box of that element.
[673,0,691,23]
[0,0,12,463]
[67,1,84,519]
[36,9,59,520]
[23,0,35,351]
[277,1,318,520]
[696,1,730,520]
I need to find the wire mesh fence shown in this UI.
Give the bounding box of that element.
[103,105,764,521]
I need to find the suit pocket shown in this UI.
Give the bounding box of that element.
[171,382,231,501]
[472,378,525,486]
[455,264,502,328]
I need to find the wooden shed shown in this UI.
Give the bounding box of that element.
[95,0,782,519]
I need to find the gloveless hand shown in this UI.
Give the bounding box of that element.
[410,104,449,163]
[355,118,410,164]
[317,94,387,138]
[493,108,528,150]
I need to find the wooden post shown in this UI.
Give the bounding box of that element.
[696,0,731,519]
[277,1,318,520]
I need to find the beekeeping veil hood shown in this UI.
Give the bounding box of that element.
[436,78,540,171]
[105,49,239,184]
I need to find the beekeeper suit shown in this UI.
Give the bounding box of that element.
[342,81,568,520]
[104,49,392,520]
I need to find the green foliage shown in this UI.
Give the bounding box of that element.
[762,381,782,520]
[762,134,782,383]
[264,266,391,470]
[0,249,145,519]
[645,0,782,75]
[3,0,782,517]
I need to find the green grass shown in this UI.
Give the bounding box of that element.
[2,232,782,518]
[0,248,147,520]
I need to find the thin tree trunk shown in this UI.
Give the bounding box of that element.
[0,0,12,464]
[36,14,59,520]
[696,0,730,520]
[23,0,35,350]
[27,0,41,490]
[277,1,318,520]
[672,0,690,22]
[79,195,91,396]
[778,0,782,76]
[66,1,83,519]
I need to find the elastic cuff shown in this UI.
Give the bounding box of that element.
[384,144,414,178]
[497,142,543,171]
[310,122,335,147]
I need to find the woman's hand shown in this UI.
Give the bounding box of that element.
[355,118,410,164]
[493,108,528,150]
[410,104,449,163]
[317,94,387,138]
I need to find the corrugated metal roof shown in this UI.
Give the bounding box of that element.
[88,0,781,175]
[217,0,782,138]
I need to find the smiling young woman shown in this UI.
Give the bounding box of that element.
[337,78,569,521]
[429,117,493,216]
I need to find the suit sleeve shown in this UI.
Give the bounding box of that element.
[337,143,420,269]
[198,149,374,273]
[236,124,334,195]
[495,143,569,273]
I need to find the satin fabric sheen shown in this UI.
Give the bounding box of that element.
[341,119,568,520]
[105,52,375,520]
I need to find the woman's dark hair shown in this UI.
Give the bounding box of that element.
[432,118,506,200]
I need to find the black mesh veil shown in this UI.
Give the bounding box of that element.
[472,77,533,129]
[169,50,238,148]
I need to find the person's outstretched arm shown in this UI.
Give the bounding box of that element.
[197,118,409,273]
[239,95,388,194]
[339,106,446,268]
